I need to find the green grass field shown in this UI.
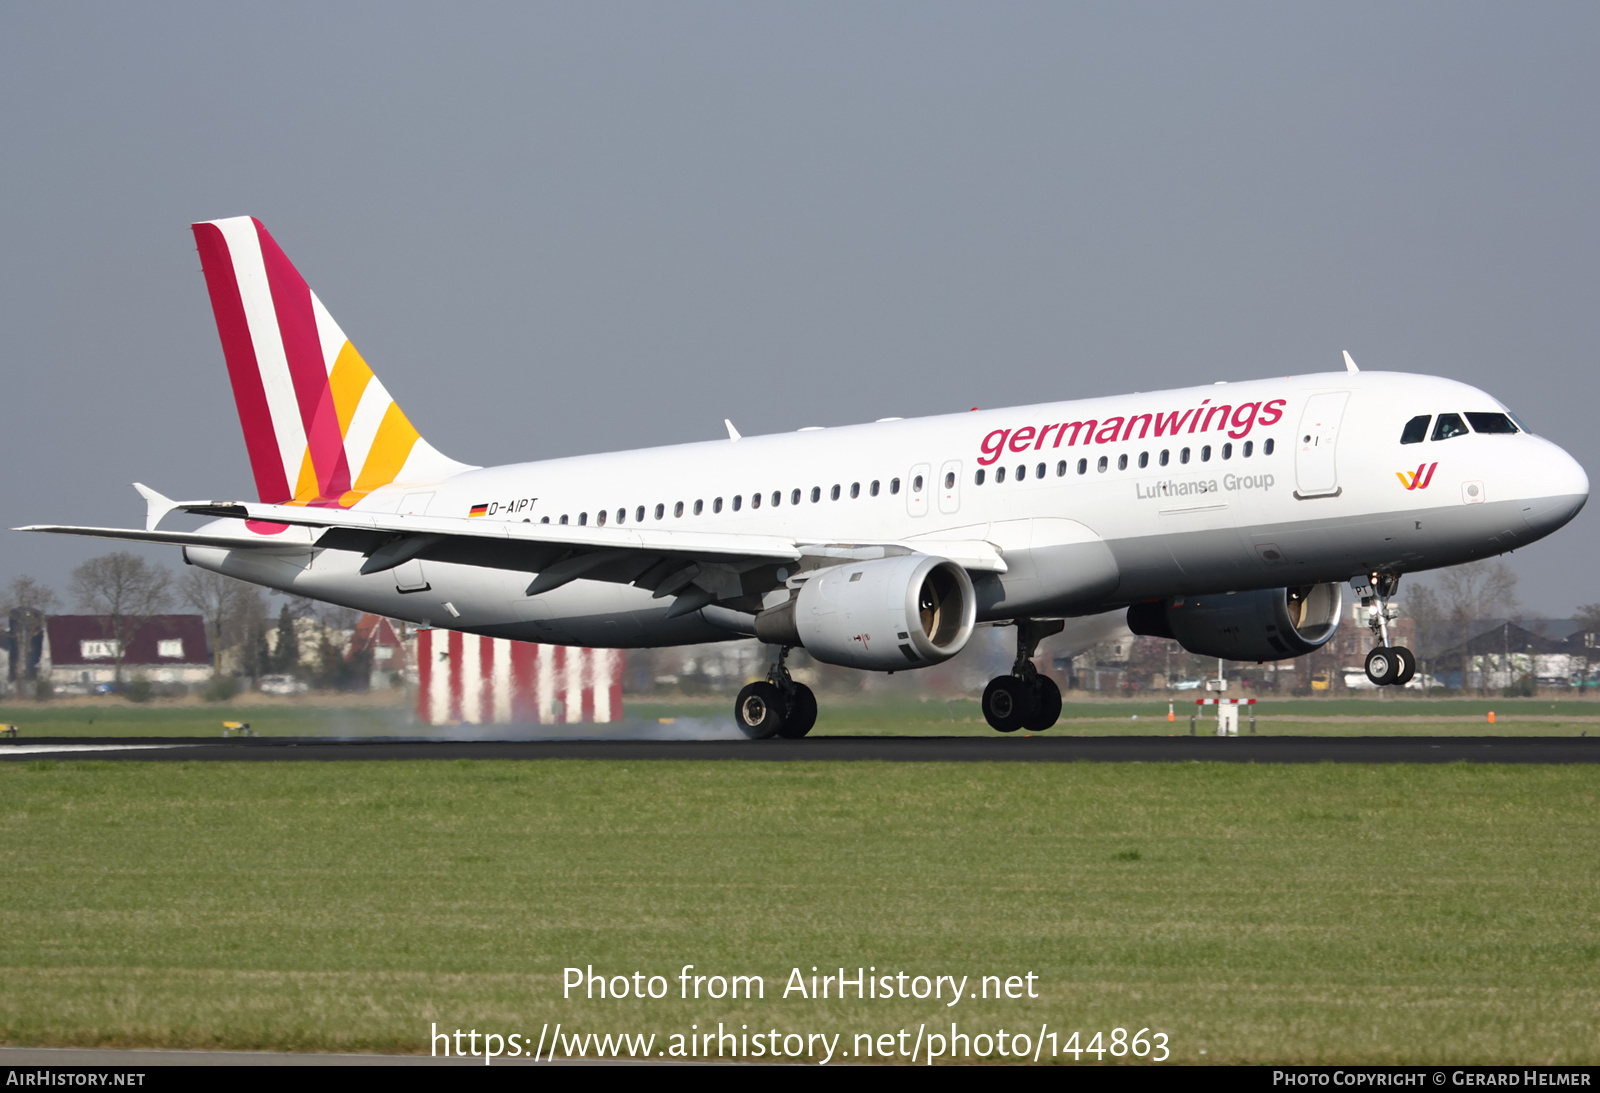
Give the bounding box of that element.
[3,694,1598,739]
[2,759,1597,1063]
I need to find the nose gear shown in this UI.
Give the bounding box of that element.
[1354,572,1417,687]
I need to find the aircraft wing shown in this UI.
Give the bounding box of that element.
[19,493,1005,617]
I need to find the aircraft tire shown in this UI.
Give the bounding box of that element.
[1364,647,1400,687]
[982,676,1035,733]
[735,682,786,739]
[1392,646,1417,687]
[1023,676,1062,731]
[778,683,818,738]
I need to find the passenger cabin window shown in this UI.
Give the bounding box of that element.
[1035,462,1045,479]
[1159,450,1170,466]
[791,489,801,505]
[578,512,588,526]
[830,484,841,500]
[1432,413,1469,441]
[1097,456,1108,472]
[694,500,704,515]
[1015,464,1025,480]
[1056,461,1067,476]
[1264,438,1275,455]
[1400,415,1431,444]
[911,475,923,492]
[890,478,901,495]
[655,503,666,519]
[751,492,761,508]
[1243,441,1253,457]
[636,505,646,522]
[1117,454,1128,470]
[1180,447,1191,464]
[1138,452,1149,468]
[1222,443,1232,459]
[713,498,723,513]
[617,508,627,524]
[771,491,781,507]
[1466,412,1518,435]
[974,468,985,485]
[870,480,881,496]
[1077,458,1087,475]
[596,510,606,526]
[674,501,685,517]
[732,495,742,511]
[996,466,1006,483]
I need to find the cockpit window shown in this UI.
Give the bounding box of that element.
[1400,415,1431,444]
[1466,412,1518,435]
[1431,413,1469,441]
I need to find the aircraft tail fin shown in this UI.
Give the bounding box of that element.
[190,217,472,506]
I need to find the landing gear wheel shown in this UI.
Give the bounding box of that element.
[983,676,1036,733]
[1365,647,1399,687]
[778,683,817,738]
[1392,646,1417,687]
[735,681,787,739]
[1023,676,1062,731]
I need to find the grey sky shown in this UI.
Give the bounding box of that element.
[2,3,1596,613]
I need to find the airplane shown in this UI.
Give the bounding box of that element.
[19,217,1589,737]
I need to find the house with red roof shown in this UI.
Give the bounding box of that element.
[41,615,212,692]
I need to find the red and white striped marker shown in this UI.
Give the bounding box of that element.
[416,630,623,725]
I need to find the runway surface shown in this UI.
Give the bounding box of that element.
[3,735,1598,763]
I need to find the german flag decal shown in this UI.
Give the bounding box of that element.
[469,503,489,518]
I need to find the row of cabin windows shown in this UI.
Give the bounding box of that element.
[544,476,914,527]
[973,437,1276,485]
[1399,412,1519,445]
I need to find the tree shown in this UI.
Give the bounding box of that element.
[2,576,58,683]
[270,602,300,676]
[179,568,264,672]
[69,553,172,685]
[1407,560,1518,691]
[1572,603,1600,691]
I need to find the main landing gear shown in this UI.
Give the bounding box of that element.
[1356,572,1417,688]
[734,646,818,739]
[982,619,1066,733]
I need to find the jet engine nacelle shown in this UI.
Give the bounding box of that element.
[1126,584,1342,662]
[754,554,977,671]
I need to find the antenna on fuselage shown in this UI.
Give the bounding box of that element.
[1343,350,1360,373]
[724,419,742,442]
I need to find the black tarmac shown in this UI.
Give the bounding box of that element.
[3,735,1598,763]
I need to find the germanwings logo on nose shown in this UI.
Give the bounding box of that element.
[1396,463,1438,490]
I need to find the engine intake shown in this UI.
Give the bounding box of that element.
[754,554,976,671]
[1127,584,1341,662]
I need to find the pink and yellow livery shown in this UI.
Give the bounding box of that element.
[191,217,470,508]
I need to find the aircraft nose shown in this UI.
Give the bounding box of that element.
[1522,440,1588,537]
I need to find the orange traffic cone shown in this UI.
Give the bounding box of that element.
[1167,701,1175,723]
[1487,711,1496,724]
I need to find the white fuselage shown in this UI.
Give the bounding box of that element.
[185,370,1588,649]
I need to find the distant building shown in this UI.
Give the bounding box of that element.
[41,615,211,692]
[349,614,411,690]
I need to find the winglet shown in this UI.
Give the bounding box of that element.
[133,483,179,532]
[724,419,742,442]
[1343,350,1360,373]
